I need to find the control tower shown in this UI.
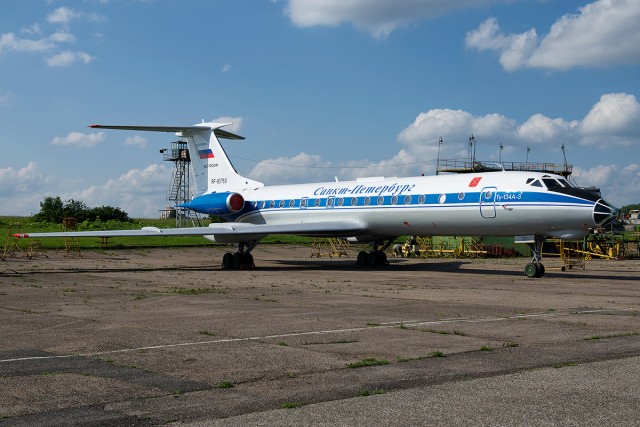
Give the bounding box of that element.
[163,140,202,227]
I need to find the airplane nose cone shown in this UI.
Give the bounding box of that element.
[593,199,618,227]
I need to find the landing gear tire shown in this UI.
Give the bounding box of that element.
[524,262,545,278]
[232,252,242,269]
[241,253,254,269]
[222,252,255,270]
[357,250,388,267]
[222,252,233,270]
[356,251,369,266]
[524,263,537,278]
[535,263,545,278]
[371,250,388,266]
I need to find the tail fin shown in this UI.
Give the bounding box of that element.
[183,122,264,195]
[89,122,264,196]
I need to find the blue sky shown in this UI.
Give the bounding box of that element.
[1,0,639,217]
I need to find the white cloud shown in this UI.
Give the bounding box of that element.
[0,162,48,196]
[1,6,102,67]
[21,23,42,36]
[466,0,640,71]
[69,163,173,218]
[0,91,15,107]
[51,131,105,147]
[46,50,95,67]
[47,7,79,25]
[221,63,231,73]
[124,135,147,148]
[397,109,517,161]
[0,162,173,218]
[46,7,106,25]
[517,114,579,143]
[284,0,504,38]
[572,163,640,207]
[578,93,640,141]
[0,31,74,54]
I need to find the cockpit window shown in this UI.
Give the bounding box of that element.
[557,178,572,188]
[542,178,563,189]
[528,179,543,188]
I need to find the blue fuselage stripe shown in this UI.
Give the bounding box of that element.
[211,191,593,221]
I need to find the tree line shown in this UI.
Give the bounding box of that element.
[33,196,130,223]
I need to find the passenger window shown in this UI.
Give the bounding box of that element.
[418,194,426,204]
[279,200,284,208]
[351,197,357,206]
[458,192,465,200]
[391,196,398,205]
[377,196,384,205]
[289,200,295,208]
[364,196,370,206]
[300,198,307,208]
[260,201,265,209]
[337,198,344,206]
[404,195,411,205]
[269,200,275,208]
[314,199,321,207]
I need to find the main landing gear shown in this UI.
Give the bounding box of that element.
[221,240,258,270]
[524,235,546,278]
[356,239,395,267]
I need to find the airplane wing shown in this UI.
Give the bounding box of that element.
[89,124,245,140]
[14,220,367,239]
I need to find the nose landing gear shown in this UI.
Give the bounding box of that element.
[525,235,546,278]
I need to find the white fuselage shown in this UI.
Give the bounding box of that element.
[220,171,602,240]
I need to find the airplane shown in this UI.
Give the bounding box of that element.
[14,121,619,278]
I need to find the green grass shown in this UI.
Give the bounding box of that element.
[167,287,222,295]
[346,358,390,369]
[216,381,234,389]
[281,402,304,409]
[553,362,577,368]
[584,331,639,340]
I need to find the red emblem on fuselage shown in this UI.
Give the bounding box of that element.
[469,177,482,187]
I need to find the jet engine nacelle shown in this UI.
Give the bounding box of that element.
[182,192,245,216]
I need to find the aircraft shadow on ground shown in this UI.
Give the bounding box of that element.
[2,258,638,282]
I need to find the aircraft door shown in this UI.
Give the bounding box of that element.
[479,186,497,218]
[326,196,335,209]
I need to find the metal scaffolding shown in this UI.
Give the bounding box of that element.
[163,141,202,227]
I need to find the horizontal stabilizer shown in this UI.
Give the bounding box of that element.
[89,124,245,140]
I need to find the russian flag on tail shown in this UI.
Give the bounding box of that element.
[198,149,214,159]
